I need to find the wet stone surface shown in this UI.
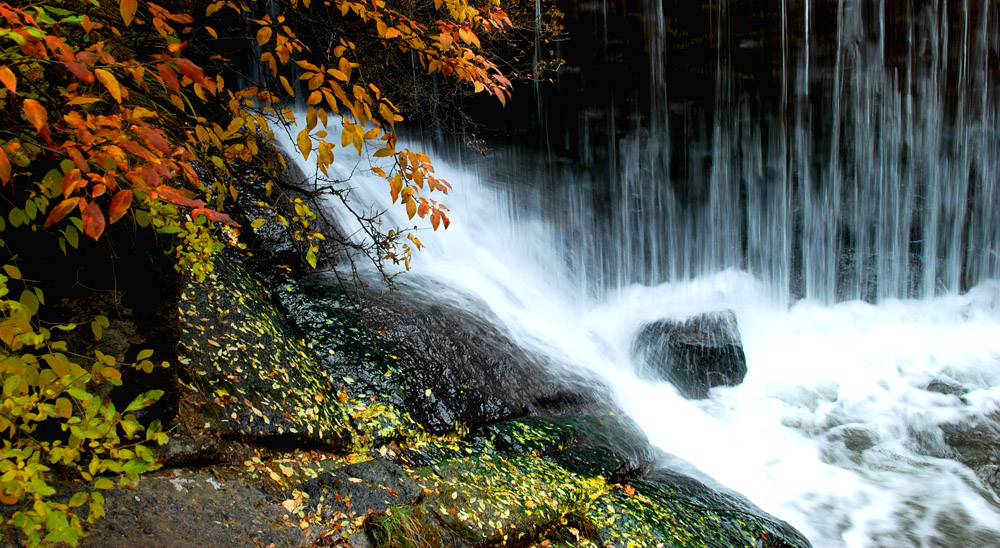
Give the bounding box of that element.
[633,309,749,399]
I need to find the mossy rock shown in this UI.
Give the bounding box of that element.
[406,450,606,546]
[482,415,655,479]
[177,255,351,446]
[575,469,811,548]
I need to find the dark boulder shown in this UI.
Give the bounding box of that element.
[260,270,608,433]
[632,310,748,399]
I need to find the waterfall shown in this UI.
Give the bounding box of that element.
[531,0,1000,305]
[272,1,1000,546]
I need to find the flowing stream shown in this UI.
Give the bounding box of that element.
[274,2,1000,546]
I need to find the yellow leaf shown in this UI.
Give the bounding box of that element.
[0,66,16,94]
[279,75,295,97]
[306,107,317,131]
[120,0,137,27]
[94,69,122,103]
[296,128,312,160]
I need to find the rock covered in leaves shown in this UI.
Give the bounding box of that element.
[482,415,656,480]
[177,256,351,445]
[632,310,749,399]
[352,424,812,548]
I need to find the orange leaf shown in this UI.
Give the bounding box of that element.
[43,197,81,227]
[81,200,105,240]
[0,66,15,93]
[417,202,430,218]
[0,146,10,185]
[94,69,122,103]
[61,169,85,198]
[108,189,132,223]
[256,26,272,46]
[22,98,50,141]
[120,0,137,26]
[430,211,440,230]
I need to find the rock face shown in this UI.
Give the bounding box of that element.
[632,310,748,399]
[256,269,609,433]
[78,473,308,548]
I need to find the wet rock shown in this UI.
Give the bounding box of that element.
[178,256,350,447]
[583,468,812,548]
[940,411,1000,492]
[297,459,422,519]
[482,415,656,480]
[260,270,607,433]
[78,473,308,548]
[632,309,748,399]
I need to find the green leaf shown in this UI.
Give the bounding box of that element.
[19,289,39,316]
[136,348,154,361]
[64,225,79,249]
[93,478,114,490]
[306,249,317,268]
[250,218,266,229]
[68,491,89,508]
[124,390,164,413]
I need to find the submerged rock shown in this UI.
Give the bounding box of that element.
[632,310,748,399]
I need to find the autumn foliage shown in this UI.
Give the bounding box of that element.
[0,0,526,544]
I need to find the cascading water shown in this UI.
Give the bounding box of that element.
[535,0,1000,304]
[274,1,1000,546]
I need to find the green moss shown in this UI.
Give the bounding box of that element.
[368,506,442,548]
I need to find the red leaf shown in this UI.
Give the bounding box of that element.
[43,197,81,227]
[65,146,89,173]
[81,200,105,240]
[108,190,132,224]
[174,58,205,86]
[191,207,240,228]
[155,185,205,208]
[65,62,94,83]
[76,51,100,66]
[157,63,179,92]
[134,127,170,154]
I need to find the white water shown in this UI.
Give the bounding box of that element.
[276,124,1000,546]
